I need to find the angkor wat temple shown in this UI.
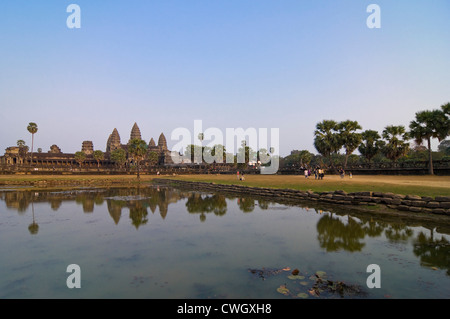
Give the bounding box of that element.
[0,123,174,170]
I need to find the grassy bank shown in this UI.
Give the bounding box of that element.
[0,174,449,197]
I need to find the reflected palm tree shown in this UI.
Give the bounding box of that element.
[129,203,149,229]
[28,200,39,235]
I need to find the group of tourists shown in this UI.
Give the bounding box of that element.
[237,171,245,181]
[303,167,325,179]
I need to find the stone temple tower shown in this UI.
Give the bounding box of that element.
[129,122,142,144]
[106,128,121,153]
[81,141,94,155]
[158,133,168,150]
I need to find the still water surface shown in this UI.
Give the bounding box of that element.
[0,185,449,299]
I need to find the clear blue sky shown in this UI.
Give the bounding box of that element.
[1,0,449,156]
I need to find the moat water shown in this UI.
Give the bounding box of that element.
[0,184,449,299]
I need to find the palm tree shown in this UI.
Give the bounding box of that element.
[409,108,448,174]
[382,125,410,162]
[337,120,362,169]
[27,122,38,166]
[358,130,385,163]
[128,138,148,179]
[314,120,342,171]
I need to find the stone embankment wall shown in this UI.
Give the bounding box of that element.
[153,178,450,216]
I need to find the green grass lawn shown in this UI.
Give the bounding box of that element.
[154,174,450,198]
[0,174,449,197]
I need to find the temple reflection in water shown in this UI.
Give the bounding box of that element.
[1,185,449,277]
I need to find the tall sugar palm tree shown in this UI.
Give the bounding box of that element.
[27,122,38,166]
[382,125,410,162]
[409,108,448,175]
[314,120,342,171]
[358,130,384,163]
[337,120,362,169]
[128,138,148,179]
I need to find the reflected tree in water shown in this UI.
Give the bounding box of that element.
[186,193,228,222]
[384,223,414,242]
[28,201,39,235]
[129,203,149,229]
[257,200,270,210]
[360,217,385,238]
[413,231,450,276]
[237,197,255,213]
[316,214,366,252]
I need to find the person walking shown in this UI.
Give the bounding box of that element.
[304,169,309,179]
[237,171,240,180]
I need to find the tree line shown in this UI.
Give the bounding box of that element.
[308,102,449,174]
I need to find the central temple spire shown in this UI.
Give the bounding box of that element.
[129,122,142,143]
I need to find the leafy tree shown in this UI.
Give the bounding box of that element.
[314,120,342,171]
[128,138,148,179]
[74,151,86,169]
[17,139,26,147]
[148,151,159,166]
[209,144,227,163]
[27,122,38,166]
[438,140,450,155]
[93,150,104,169]
[185,144,204,163]
[337,120,362,169]
[358,130,385,163]
[441,102,450,117]
[283,150,313,168]
[16,140,29,164]
[382,125,410,162]
[110,148,127,169]
[237,140,256,168]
